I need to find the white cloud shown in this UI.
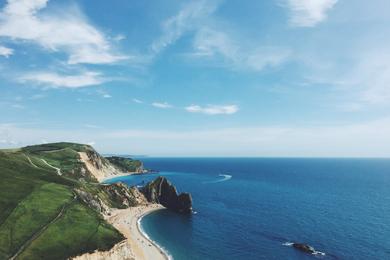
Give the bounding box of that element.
[285,0,338,27]
[151,0,219,53]
[192,28,291,71]
[314,49,390,108]
[0,0,127,64]
[113,34,126,42]
[152,1,290,72]
[152,102,172,109]
[132,98,143,104]
[83,124,100,129]
[96,89,112,98]
[185,104,239,115]
[20,71,105,88]
[0,45,13,57]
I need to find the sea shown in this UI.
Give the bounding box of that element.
[105,158,390,260]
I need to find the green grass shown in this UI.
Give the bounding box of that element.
[0,143,125,259]
[106,156,142,172]
[18,203,123,260]
[22,142,90,153]
[0,183,73,258]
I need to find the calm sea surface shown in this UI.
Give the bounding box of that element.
[106,158,390,259]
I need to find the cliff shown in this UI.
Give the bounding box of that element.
[141,176,193,214]
[105,156,144,173]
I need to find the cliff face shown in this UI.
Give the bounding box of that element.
[141,176,193,214]
[102,182,148,208]
[78,150,120,182]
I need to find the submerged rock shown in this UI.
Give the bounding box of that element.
[292,243,315,254]
[141,176,193,214]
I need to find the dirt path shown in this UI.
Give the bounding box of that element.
[40,159,62,176]
[24,154,38,168]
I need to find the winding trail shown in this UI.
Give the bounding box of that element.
[40,159,62,176]
[24,154,38,168]
[9,197,76,260]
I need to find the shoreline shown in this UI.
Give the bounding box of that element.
[137,208,172,260]
[107,204,169,260]
[101,172,136,183]
[101,171,157,183]
[72,204,169,260]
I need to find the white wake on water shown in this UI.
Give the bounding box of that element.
[204,174,232,184]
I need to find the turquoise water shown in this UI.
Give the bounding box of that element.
[107,158,390,259]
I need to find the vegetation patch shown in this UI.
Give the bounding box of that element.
[106,156,142,172]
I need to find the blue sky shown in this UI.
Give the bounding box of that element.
[0,0,390,157]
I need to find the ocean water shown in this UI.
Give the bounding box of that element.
[106,158,390,259]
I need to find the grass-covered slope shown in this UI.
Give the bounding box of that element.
[106,156,143,173]
[0,143,125,260]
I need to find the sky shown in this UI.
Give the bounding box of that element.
[0,0,390,157]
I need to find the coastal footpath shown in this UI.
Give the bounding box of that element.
[0,142,191,260]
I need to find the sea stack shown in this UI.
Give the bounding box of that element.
[141,176,193,214]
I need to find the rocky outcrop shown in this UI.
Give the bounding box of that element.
[74,188,111,215]
[72,241,135,260]
[292,243,315,254]
[102,182,148,208]
[141,176,192,214]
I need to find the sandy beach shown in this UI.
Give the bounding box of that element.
[72,204,168,260]
[108,204,169,260]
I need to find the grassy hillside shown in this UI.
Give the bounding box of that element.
[106,156,143,172]
[0,143,124,260]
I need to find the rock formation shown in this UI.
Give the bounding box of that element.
[141,176,193,214]
[292,243,315,254]
[102,182,148,208]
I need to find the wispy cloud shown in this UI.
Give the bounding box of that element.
[20,71,105,88]
[151,0,219,54]
[83,124,101,129]
[152,102,173,109]
[132,98,144,104]
[284,0,338,27]
[0,45,13,57]
[153,1,290,72]
[309,49,390,109]
[0,0,127,64]
[185,104,239,115]
[11,104,24,109]
[192,28,291,71]
[96,89,112,98]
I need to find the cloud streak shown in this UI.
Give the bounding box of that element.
[185,104,239,115]
[192,28,291,71]
[151,0,219,54]
[20,71,105,88]
[152,102,172,109]
[285,0,338,27]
